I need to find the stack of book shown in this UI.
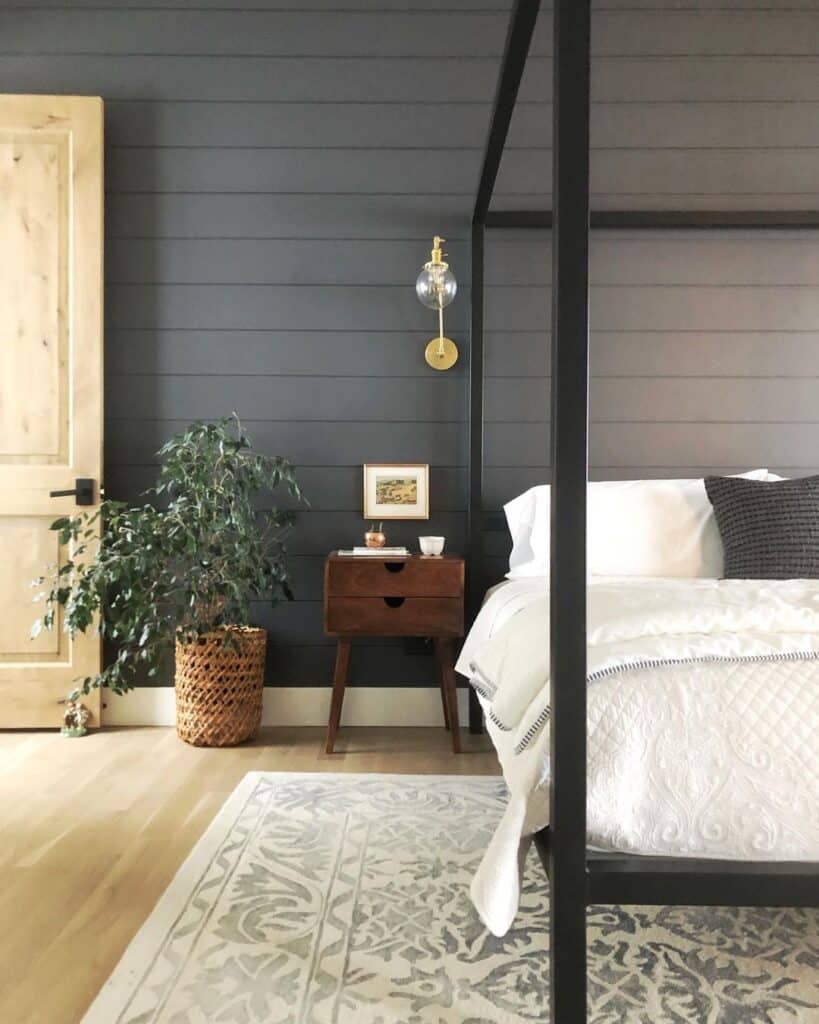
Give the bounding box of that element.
[337,546,409,557]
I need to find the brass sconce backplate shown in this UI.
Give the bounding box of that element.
[425,336,459,371]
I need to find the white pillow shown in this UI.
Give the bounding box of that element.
[505,471,771,579]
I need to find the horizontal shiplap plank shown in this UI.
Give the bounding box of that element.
[591,423,819,468]
[106,238,469,285]
[487,286,819,331]
[5,2,817,13]
[105,285,469,331]
[105,418,466,466]
[0,55,506,102]
[6,56,819,106]
[495,148,819,198]
[588,332,819,377]
[6,0,514,8]
[510,102,819,152]
[486,422,819,468]
[105,100,492,150]
[485,332,819,379]
[105,373,466,422]
[103,99,819,152]
[612,285,819,332]
[589,12,819,56]
[486,378,819,424]
[596,2,819,8]
[0,10,527,57]
[107,194,470,239]
[487,233,819,286]
[104,145,819,198]
[7,11,819,58]
[106,146,481,195]
[597,59,819,104]
[486,424,549,468]
[494,192,819,212]
[106,330,468,377]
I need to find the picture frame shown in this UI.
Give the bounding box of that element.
[363,463,429,520]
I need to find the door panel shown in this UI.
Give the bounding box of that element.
[0,133,68,463]
[0,95,103,728]
[0,518,63,659]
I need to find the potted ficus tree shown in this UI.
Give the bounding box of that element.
[32,415,303,746]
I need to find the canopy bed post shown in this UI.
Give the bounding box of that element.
[467,221,485,733]
[467,0,541,734]
[549,0,592,1018]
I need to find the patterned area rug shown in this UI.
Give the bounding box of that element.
[83,772,819,1023]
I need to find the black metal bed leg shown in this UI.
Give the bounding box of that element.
[549,856,587,1021]
[468,687,483,733]
[549,0,591,1016]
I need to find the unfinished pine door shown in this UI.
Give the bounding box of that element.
[0,95,103,727]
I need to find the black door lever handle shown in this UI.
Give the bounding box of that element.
[49,478,94,506]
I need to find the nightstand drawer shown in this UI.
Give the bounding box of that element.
[326,597,463,636]
[327,558,463,598]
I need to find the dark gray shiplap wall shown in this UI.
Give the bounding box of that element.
[482,3,819,586]
[485,230,819,590]
[486,230,819,478]
[1,0,492,688]
[3,2,819,684]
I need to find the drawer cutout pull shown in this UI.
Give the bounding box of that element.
[383,596,406,608]
[384,561,406,574]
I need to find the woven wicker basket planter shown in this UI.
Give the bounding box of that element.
[175,627,266,747]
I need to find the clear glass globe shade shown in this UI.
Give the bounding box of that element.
[416,265,457,310]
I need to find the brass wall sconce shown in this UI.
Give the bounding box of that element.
[416,236,458,371]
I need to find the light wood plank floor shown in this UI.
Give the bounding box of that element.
[0,726,498,1024]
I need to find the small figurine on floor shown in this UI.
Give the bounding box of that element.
[61,699,91,738]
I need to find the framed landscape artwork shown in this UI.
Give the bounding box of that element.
[363,464,429,520]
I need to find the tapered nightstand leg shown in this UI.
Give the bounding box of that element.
[434,637,461,753]
[434,643,451,731]
[325,638,351,754]
[441,687,451,730]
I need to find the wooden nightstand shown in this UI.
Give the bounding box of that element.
[323,552,465,754]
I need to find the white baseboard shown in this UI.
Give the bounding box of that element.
[104,686,470,728]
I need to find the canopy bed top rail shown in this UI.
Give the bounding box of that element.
[485,209,819,230]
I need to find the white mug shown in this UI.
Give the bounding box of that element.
[419,536,445,556]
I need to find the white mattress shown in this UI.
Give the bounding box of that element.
[457,578,819,935]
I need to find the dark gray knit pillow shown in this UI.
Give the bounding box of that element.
[704,475,819,579]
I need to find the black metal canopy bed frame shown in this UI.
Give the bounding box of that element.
[465,1,819,1019]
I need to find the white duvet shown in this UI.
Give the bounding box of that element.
[456,577,819,936]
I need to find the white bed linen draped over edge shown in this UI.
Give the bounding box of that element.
[456,578,819,935]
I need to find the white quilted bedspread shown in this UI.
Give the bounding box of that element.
[456,578,819,936]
